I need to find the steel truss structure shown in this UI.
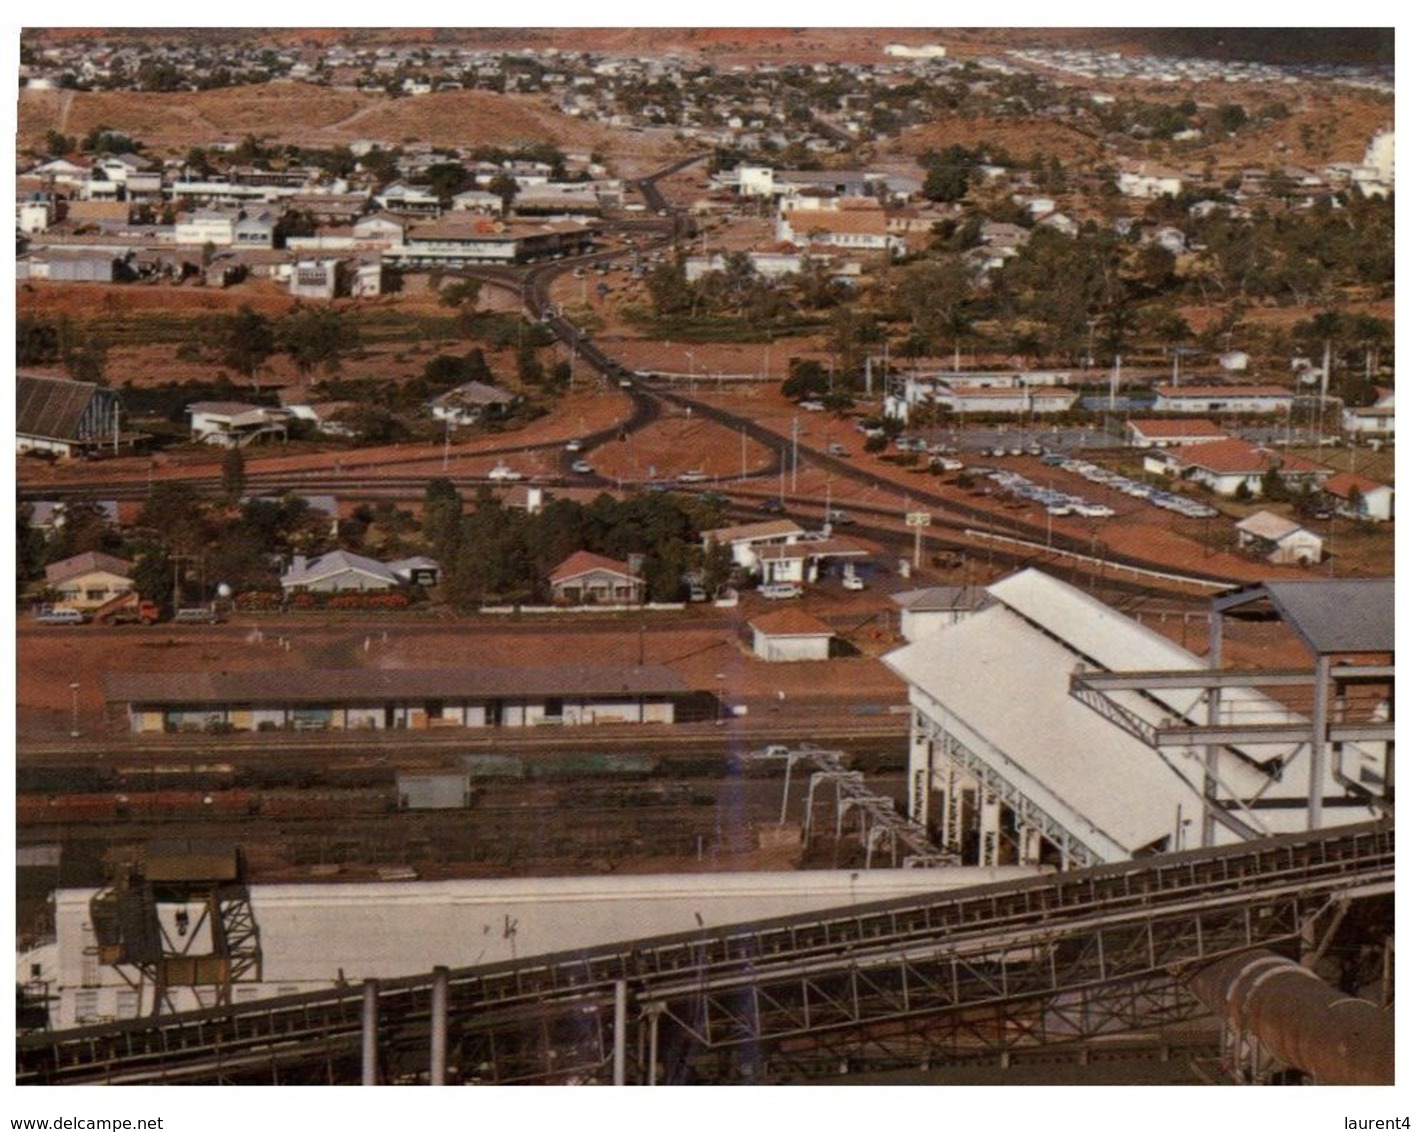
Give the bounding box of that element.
[18,821,1390,1086]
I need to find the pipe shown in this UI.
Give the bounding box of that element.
[1187,949,1392,1084]
[613,979,628,1086]
[361,979,380,1086]
[430,966,448,1086]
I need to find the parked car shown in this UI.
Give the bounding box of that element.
[571,460,594,474]
[841,573,865,591]
[35,608,86,625]
[827,442,848,456]
[677,469,710,483]
[487,463,523,481]
[173,608,223,625]
[564,439,584,452]
[758,583,803,600]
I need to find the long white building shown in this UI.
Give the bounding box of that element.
[21,867,1038,1029]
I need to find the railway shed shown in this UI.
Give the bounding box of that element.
[101,665,689,733]
[884,569,1385,869]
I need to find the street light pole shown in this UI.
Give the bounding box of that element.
[69,682,80,739]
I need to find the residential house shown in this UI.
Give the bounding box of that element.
[1235,511,1324,566]
[372,182,441,215]
[43,551,135,612]
[233,211,278,248]
[281,550,440,595]
[749,608,836,662]
[1117,163,1185,199]
[187,402,290,447]
[1341,402,1395,440]
[1151,439,1328,498]
[776,206,905,257]
[1322,472,1394,523]
[429,380,518,426]
[17,373,123,458]
[289,259,343,299]
[548,551,646,605]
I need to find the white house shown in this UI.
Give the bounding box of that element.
[43,552,134,612]
[1341,404,1395,440]
[281,550,439,594]
[187,402,290,447]
[1322,473,1394,523]
[1234,511,1324,566]
[429,380,517,426]
[1117,163,1185,199]
[1153,439,1328,498]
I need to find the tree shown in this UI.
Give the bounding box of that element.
[217,305,275,390]
[487,172,520,216]
[280,306,356,380]
[919,144,981,204]
[221,446,247,503]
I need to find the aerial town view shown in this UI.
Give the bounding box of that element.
[12,25,1394,1101]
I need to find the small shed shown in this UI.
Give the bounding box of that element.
[750,608,835,662]
[1235,511,1324,566]
[891,585,991,643]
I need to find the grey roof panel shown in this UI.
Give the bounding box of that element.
[1261,579,1394,655]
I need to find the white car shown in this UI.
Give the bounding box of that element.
[487,463,523,481]
[758,583,803,600]
[841,573,865,591]
[677,469,710,483]
[565,439,584,452]
[571,460,594,474]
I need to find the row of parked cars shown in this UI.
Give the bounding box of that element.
[979,469,1116,519]
[1059,459,1219,519]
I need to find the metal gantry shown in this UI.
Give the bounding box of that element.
[18,820,1392,1085]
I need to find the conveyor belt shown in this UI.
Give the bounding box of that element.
[18,820,1392,1085]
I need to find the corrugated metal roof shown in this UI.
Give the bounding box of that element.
[102,665,686,706]
[884,604,1198,854]
[988,568,1201,673]
[890,585,990,612]
[16,373,114,443]
[1261,579,1394,655]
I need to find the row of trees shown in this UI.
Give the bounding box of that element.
[423,480,729,608]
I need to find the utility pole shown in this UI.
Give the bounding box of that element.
[791,415,800,493]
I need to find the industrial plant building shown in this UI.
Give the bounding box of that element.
[884,570,1392,869]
